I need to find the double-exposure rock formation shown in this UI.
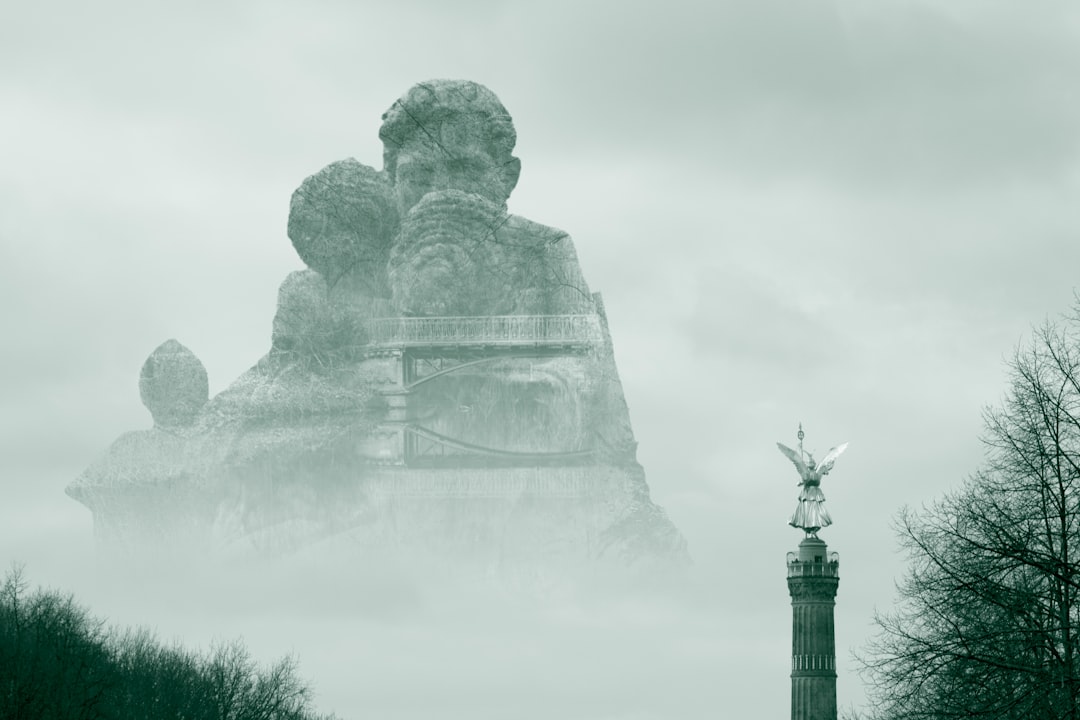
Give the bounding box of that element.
[68,80,687,572]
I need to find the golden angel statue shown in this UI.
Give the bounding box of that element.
[777,436,848,536]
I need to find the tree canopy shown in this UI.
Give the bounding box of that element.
[0,566,339,720]
[860,308,1080,720]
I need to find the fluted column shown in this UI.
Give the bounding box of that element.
[787,536,839,720]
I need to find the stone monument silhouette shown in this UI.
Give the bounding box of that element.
[779,425,843,720]
[67,80,686,574]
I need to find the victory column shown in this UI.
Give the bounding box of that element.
[778,425,847,720]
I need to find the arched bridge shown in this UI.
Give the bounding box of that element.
[404,425,596,468]
[362,315,607,466]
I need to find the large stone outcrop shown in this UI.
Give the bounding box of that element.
[68,80,687,574]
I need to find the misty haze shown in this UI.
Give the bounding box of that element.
[5,3,1080,719]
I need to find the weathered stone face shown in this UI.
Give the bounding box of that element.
[391,129,519,216]
[380,80,520,216]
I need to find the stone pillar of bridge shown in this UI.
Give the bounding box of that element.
[787,536,839,720]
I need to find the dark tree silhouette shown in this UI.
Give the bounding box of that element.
[860,308,1080,720]
[0,566,340,720]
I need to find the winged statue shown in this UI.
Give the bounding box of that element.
[777,438,848,536]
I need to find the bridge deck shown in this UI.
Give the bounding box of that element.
[363,314,603,348]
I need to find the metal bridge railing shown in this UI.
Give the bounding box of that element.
[786,553,840,578]
[363,315,603,347]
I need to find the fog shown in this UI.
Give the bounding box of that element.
[4,1,1080,717]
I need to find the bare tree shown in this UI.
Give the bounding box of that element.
[859,312,1080,719]
[0,567,339,720]
[0,566,114,720]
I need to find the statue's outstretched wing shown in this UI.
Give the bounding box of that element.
[776,442,808,477]
[817,442,849,475]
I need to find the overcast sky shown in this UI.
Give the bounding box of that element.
[3,1,1080,718]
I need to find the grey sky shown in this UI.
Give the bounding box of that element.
[3,1,1080,717]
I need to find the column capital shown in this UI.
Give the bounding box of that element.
[787,575,839,602]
